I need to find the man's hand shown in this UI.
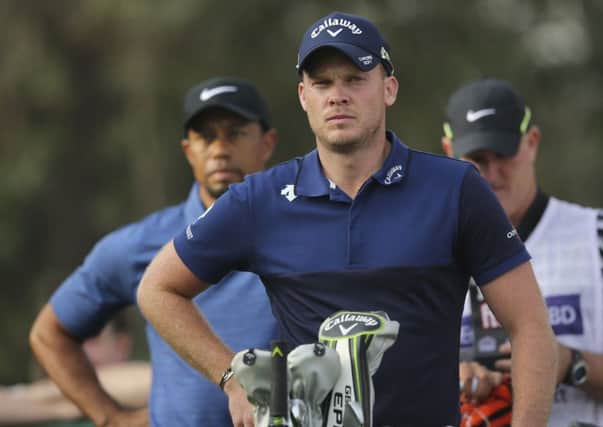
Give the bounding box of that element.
[224,380,255,427]
[102,407,148,427]
[493,341,512,372]
[460,361,505,403]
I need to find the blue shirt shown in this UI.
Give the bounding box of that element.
[174,132,529,427]
[51,184,279,427]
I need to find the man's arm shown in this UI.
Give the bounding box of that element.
[0,362,150,426]
[29,305,147,427]
[481,261,557,427]
[0,383,80,425]
[137,240,254,426]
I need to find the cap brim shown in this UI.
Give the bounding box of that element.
[298,43,379,74]
[453,130,521,158]
[184,101,260,129]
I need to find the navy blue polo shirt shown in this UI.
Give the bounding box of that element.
[51,184,278,427]
[175,132,530,426]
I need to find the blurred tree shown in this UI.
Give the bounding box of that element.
[0,0,601,384]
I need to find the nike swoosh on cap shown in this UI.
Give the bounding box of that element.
[466,108,496,122]
[200,85,238,101]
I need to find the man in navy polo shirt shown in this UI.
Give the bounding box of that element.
[30,77,279,427]
[138,12,557,427]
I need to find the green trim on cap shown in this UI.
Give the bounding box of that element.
[443,122,453,139]
[520,106,531,134]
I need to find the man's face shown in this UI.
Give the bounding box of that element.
[182,109,276,205]
[460,133,538,221]
[298,49,398,153]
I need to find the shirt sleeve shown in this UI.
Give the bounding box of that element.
[457,166,531,286]
[50,230,136,339]
[173,182,253,284]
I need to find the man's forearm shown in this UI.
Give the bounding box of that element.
[29,305,122,426]
[0,385,81,424]
[557,343,603,401]
[510,325,557,426]
[137,283,233,384]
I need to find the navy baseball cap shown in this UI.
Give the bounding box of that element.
[296,11,394,76]
[183,77,271,131]
[444,78,532,158]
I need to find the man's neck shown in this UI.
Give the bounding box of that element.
[516,189,549,241]
[316,132,390,199]
[509,179,538,227]
[199,186,215,210]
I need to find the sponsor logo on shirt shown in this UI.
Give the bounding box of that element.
[506,228,518,239]
[545,294,583,335]
[280,184,298,202]
[384,164,403,185]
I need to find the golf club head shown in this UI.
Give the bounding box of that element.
[318,311,399,427]
[231,348,274,427]
[343,401,364,427]
[288,342,340,426]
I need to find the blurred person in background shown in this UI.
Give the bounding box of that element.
[29,77,279,427]
[443,77,603,427]
[1,314,149,426]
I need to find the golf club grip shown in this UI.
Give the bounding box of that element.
[269,341,289,426]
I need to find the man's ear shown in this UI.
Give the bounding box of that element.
[525,125,541,162]
[384,75,398,107]
[298,81,308,112]
[180,138,194,167]
[441,137,454,157]
[260,129,278,164]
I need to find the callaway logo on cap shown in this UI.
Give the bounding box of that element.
[296,11,394,76]
[443,78,532,158]
[182,77,271,132]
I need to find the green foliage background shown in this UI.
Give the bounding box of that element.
[1,0,602,383]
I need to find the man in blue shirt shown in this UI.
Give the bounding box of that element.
[29,77,279,427]
[138,12,557,427]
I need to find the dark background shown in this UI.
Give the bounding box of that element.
[1,0,602,383]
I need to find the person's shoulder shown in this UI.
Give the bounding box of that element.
[250,157,303,182]
[93,199,187,255]
[410,148,471,168]
[549,196,601,216]
[230,156,305,195]
[547,196,602,223]
[407,148,475,182]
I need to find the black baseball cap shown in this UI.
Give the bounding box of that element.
[183,77,271,131]
[444,78,532,158]
[296,11,394,76]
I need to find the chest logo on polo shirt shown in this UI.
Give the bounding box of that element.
[384,164,403,185]
[280,184,298,202]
